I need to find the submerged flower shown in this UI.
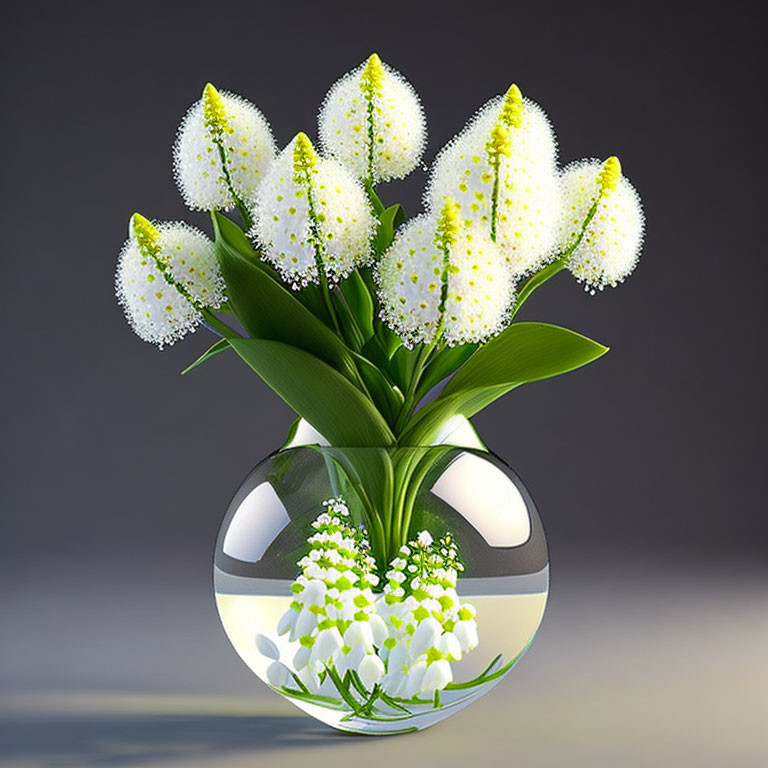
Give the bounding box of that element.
[173,83,276,211]
[427,84,560,278]
[556,156,644,291]
[251,133,376,288]
[319,53,426,182]
[376,530,477,700]
[376,202,514,347]
[115,213,224,348]
[276,498,382,690]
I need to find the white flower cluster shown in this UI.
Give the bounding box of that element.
[376,206,514,348]
[427,86,561,279]
[115,215,224,347]
[556,159,645,292]
[376,531,478,700]
[276,499,388,693]
[275,500,478,701]
[319,53,426,182]
[173,84,276,211]
[251,133,376,288]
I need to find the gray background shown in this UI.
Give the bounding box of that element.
[1,1,766,766]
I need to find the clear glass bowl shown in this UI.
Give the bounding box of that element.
[214,441,548,734]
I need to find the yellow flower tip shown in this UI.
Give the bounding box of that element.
[130,213,161,257]
[202,82,228,135]
[360,52,385,97]
[292,132,318,183]
[435,198,462,252]
[486,123,512,164]
[500,84,524,129]
[598,155,622,195]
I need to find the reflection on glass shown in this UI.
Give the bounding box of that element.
[431,452,531,547]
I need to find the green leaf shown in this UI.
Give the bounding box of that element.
[181,338,230,375]
[213,212,360,385]
[350,351,404,426]
[230,339,396,447]
[414,344,477,402]
[340,270,375,343]
[401,323,608,444]
[373,204,406,257]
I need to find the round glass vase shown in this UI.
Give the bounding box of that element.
[214,418,548,735]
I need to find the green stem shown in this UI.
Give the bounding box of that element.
[301,169,343,338]
[200,308,242,340]
[510,194,602,320]
[214,140,253,231]
[365,88,376,189]
[489,160,501,243]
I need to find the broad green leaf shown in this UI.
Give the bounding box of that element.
[213,212,360,385]
[415,343,477,402]
[373,204,406,257]
[181,338,230,375]
[340,270,375,342]
[230,339,396,447]
[401,323,608,445]
[350,351,404,426]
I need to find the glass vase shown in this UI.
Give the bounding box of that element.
[214,419,548,734]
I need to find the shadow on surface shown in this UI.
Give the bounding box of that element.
[0,713,357,767]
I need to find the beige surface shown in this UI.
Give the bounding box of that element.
[2,572,766,767]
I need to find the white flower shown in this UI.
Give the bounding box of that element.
[421,659,453,695]
[251,133,376,288]
[343,621,374,653]
[417,530,434,547]
[454,619,479,652]
[319,53,426,182]
[426,85,561,278]
[311,627,344,665]
[336,644,366,676]
[409,617,443,657]
[376,205,514,347]
[266,661,292,688]
[368,613,388,647]
[173,83,276,211]
[293,644,312,671]
[437,631,462,661]
[556,157,644,291]
[358,654,385,689]
[402,660,428,698]
[115,214,224,348]
[276,607,298,636]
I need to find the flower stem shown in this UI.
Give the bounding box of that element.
[213,141,253,231]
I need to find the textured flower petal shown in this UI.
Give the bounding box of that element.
[557,159,644,291]
[174,90,276,210]
[319,55,426,182]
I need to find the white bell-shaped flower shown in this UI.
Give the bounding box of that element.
[357,654,385,689]
[454,619,479,652]
[174,83,276,211]
[409,617,443,658]
[115,214,224,348]
[377,201,514,347]
[319,53,426,182]
[421,659,453,695]
[343,620,375,653]
[556,157,644,291]
[266,661,292,688]
[252,133,376,288]
[427,85,561,278]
